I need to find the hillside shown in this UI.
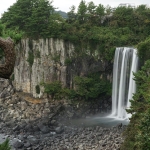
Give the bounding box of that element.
[55,10,68,18]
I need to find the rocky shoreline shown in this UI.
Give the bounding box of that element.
[0,95,125,150]
[0,117,125,150]
[0,79,125,150]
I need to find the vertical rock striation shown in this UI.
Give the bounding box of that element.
[13,38,111,98]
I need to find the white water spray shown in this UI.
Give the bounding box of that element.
[111,47,139,119]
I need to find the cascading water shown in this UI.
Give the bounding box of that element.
[111,47,139,119]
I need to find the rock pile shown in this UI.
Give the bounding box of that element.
[0,117,126,150]
[0,78,14,99]
[0,79,125,150]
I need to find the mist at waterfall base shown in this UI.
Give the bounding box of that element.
[63,47,138,128]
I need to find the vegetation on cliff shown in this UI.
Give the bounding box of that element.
[0,21,23,44]
[121,59,150,150]
[41,74,111,101]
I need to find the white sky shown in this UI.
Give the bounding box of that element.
[0,0,150,17]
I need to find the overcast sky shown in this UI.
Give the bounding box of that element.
[0,0,150,17]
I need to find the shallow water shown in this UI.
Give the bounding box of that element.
[64,113,129,128]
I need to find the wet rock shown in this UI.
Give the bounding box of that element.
[50,120,57,126]
[18,134,24,141]
[24,142,31,148]
[40,126,50,134]
[33,126,40,132]
[13,140,24,148]
[13,125,20,131]
[25,124,33,132]
[55,126,64,134]
[37,123,50,134]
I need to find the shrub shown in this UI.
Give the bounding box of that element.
[137,37,150,64]
[41,81,62,99]
[28,38,33,50]
[64,58,72,65]
[35,85,40,94]
[41,73,111,101]
[27,51,34,67]
[121,60,150,150]
[73,74,111,100]
[0,139,11,150]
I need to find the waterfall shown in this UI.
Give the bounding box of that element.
[111,47,139,119]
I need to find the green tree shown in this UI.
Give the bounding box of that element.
[86,1,96,24]
[67,5,76,23]
[74,74,111,100]
[112,6,134,27]
[95,4,105,25]
[0,21,23,43]
[1,0,56,38]
[26,0,54,38]
[42,81,62,100]
[87,1,96,15]
[77,0,87,24]
[121,60,150,150]
[1,0,34,31]
[137,37,150,64]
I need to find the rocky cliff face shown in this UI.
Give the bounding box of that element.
[0,78,14,99]
[13,38,112,98]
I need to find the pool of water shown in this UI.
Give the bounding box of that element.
[64,113,130,128]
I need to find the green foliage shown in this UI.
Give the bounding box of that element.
[26,0,55,38]
[137,37,150,64]
[62,88,77,100]
[41,72,111,101]
[113,6,134,28]
[67,5,76,23]
[51,54,60,63]
[0,21,23,44]
[35,85,40,94]
[77,0,88,24]
[121,60,150,150]
[41,81,62,99]
[0,21,5,36]
[28,38,33,50]
[136,110,150,149]
[73,74,111,100]
[27,51,34,67]
[1,0,58,39]
[0,139,11,150]
[64,58,72,65]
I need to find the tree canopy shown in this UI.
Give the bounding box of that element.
[1,1,150,61]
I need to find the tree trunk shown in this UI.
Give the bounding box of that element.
[0,37,15,79]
